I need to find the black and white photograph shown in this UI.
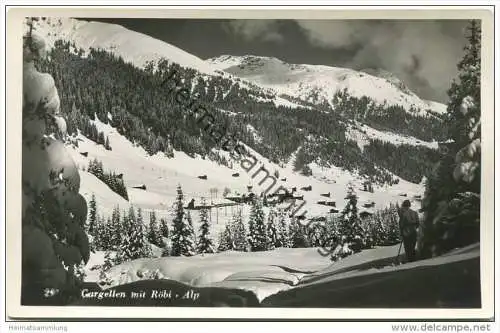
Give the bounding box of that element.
[5,6,495,320]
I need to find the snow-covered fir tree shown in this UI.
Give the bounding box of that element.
[217,223,234,252]
[107,206,122,250]
[247,198,268,251]
[160,217,169,239]
[370,212,387,246]
[332,185,366,261]
[21,19,89,304]
[98,132,105,145]
[88,158,104,180]
[385,205,402,245]
[171,185,185,255]
[231,210,248,251]
[308,223,327,247]
[197,199,215,254]
[323,215,340,250]
[276,209,291,248]
[95,215,108,250]
[447,20,481,150]
[85,194,98,251]
[91,216,103,250]
[420,20,481,258]
[159,217,170,256]
[115,207,152,264]
[171,185,197,256]
[361,207,397,248]
[137,206,145,228]
[147,210,163,247]
[183,211,197,256]
[266,209,278,250]
[99,250,116,286]
[289,217,308,248]
[87,193,97,234]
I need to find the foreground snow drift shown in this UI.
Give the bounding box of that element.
[262,243,480,308]
[82,243,480,308]
[86,247,331,301]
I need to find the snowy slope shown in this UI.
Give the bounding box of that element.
[262,243,480,308]
[208,55,447,116]
[30,18,308,111]
[66,115,424,242]
[425,100,448,114]
[345,121,440,151]
[31,17,216,75]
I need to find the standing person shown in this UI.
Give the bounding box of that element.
[398,200,419,262]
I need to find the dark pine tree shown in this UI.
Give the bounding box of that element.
[98,131,105,145]
[87,193,97,234]
[147,210,163,247]
[160,217,169,240]
[266,209,278,250]
[104,136,112,150]
[289,217,308,248]
[171,185,196,256]
[108,206,122,250]
[197,199,215,254]
[159,217,170,257]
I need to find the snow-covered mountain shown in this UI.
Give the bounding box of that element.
[32,18,446,118]
[29,17,434,225]
[32,17,216,75]
[31,18,308,110]
[207,55,447,116]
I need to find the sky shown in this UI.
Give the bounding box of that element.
[90,18,469,103]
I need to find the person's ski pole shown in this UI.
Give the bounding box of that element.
[395,239,403,265]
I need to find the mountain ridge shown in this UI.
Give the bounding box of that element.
[33,18,446,118]
[207,54,447,116]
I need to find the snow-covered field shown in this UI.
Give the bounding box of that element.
[85,245,395,302]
